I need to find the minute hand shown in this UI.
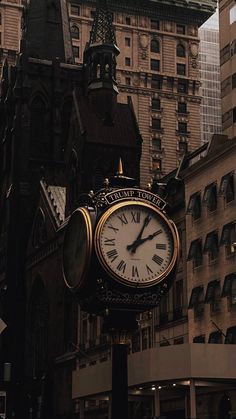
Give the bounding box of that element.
[127,230,162,253]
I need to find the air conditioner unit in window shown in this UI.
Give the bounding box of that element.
[230,242,236,253]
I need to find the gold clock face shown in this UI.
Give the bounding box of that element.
[63,207,92,290]
[95,201,178,287]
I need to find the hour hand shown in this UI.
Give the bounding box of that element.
[127,230,161,253]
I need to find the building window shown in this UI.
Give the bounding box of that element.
[232,73,236,89]
[152,138,161,151]
[125,77,131,85]
[202,183,217,212]
[219,172,234,203]
[187,239,203,267]
[152,117,161,130]
[177,80,188,93]
[176,24,185,34]
[173,279,183,320]
[152,158,162,172]
[125,57,131,66]
[177,63,186,76]
[125,16,131,25]
[187,192,201,220]
[188,286,204,309]
[203,231,219,261]
[141,327,152,350]
[176,43,186,57]
[151,75,162,89]
[151,19,160,30]
[220,222,236,255]
[151,59,160,72]
[179,140,188,154]
[71,25,80,39]
[125,37,131,47]
[73,46,80,59]
[151,39,160,53]
[178,102,187,114]
[90,10,96,19]
[230,5,236,24]
[152,98,160,110]
[225,326,236,344]
[205,280,221,308]
[193,335,205,343]
[208,331,223,344]
[71,5,80,15]
[132,331,140,353]
[178,122,188,134]
[222,273,236,306]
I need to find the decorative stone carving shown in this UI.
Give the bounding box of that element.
[139,34,149,49]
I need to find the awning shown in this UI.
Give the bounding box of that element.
[225,326,236,344]
[221,273,236,297]
[188,286,204,309]
[186,192,201,216]
[187,239,202,261]
[202,183,217,211]
[208,331,223,344]
[219,172,234,200]
[205,280,220,303]
[220,223,236,246]
[203,231,218,254]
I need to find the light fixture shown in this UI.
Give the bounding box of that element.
[151,386,156,391]
[173,383,176,387]
[158,386,162,390]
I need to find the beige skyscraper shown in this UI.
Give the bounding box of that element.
[219,0,236,137]
[0,0,23,66]
[69,0,217,186]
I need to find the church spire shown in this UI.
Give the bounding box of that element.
[22,0,73,62]
[89,0,117,47]
[83,0,120,124]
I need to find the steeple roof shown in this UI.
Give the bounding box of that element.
[89,0,117,47]
[22,0,73,62]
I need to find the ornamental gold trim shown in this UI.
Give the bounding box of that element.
[94,200,179,288]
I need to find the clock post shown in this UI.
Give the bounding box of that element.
[62,173,179,419]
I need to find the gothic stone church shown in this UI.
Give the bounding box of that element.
[0,0,141,417]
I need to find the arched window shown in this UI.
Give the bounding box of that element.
[71,25,80,40]
[176,43,186,57]
[150,39,160,53]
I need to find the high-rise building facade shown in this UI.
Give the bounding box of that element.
[69,0,217,186]
[219,0,236,137]
[199,11,222,143]
[0,0,23,67]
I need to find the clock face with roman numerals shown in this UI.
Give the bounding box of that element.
[95,200,178,287]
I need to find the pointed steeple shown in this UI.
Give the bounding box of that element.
[83,0,120,124]
[89,0,117,47]
[22,0,73,62]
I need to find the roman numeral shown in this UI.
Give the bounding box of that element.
[152,254,164,265]
[131,211,140,223]
[117,260,126,273]
[156,243,166,250]
[104,238,115,246]
[107,223,119,233]
[117,213,128,226]
[132,266,139,277]
[146,265,153,275]
[106,249,118,263]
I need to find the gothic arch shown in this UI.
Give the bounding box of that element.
[150,38,160,53]
[176,43,186,57]
[71,25,80,40]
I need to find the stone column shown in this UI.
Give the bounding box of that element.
[189,379,197,419]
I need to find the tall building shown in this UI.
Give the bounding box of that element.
[219,0,236,137]
[199,10,222,143]
[0,0,23,67]
[69,0,217,186]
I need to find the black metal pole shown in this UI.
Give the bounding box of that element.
[111,343,128,419]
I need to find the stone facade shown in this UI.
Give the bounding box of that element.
[0,0,23,66]
[68,0,216,186]
[219,0,236,138]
